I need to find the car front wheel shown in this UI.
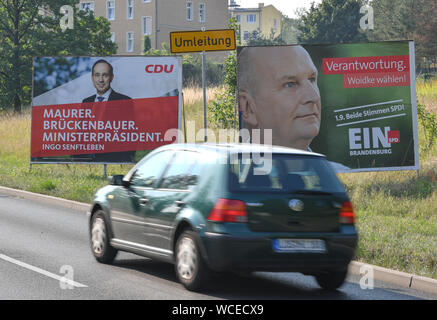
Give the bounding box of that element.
[90,210,118,264]
[175,230,210,291]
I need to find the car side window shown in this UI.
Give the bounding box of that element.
[131,151,174,188]
[159,151,200,190]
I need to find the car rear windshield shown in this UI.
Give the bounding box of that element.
[229,153,346,194]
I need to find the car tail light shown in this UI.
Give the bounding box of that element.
[339,201,355,224]
[208,199,248,223]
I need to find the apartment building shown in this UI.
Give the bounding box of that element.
[229,2,282,45]
[79,0,228,55]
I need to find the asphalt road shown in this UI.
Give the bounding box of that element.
[1,192,436,301]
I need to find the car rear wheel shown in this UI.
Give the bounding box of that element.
[90,210,117,264]
[314,269,348,290]
[175,230,210,291]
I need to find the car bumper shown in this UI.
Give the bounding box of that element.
[201,232,358,273]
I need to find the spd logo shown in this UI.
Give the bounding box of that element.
[387,130,400,143]
[145,64,174,73]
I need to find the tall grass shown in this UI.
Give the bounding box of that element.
[416,78,437,112]
[337,79,437,278]
[182,85,223,138]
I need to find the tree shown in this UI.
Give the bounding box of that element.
[208,18,240,129]
[281,15,300,44]
[296,0,368,44]
[246,29,285,46]
[0,0,117,113]
[367,0,437,70]
[143,35,151,53]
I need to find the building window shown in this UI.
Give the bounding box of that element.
[142,0,151,3]
[111,32,115,42]
[199,3,205,23]
[186,2,193,21]
[246,14,256,23]
[107,0,115,20]
[127,0,134,19]
[127,32,134,52]
[80,2,94,11]
[273,18,277,30]
[243,31,249,40]
[236,14,240,23]
[142,16,152,35]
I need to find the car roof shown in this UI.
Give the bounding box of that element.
[157,143,325,158]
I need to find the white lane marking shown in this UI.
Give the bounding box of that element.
[0,254,88,288]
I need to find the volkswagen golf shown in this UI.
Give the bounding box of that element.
[88,143,358,291]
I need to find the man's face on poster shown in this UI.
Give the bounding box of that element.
[92,62,113,95]
[239,46,322,149]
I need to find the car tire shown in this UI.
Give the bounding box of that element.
[314,269,348,290]
[175,230,210,291]
[90,210,118,264]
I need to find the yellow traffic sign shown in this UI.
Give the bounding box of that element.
[170,29,236,53]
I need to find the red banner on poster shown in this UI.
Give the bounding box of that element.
[322,55,410,75]
[31,96,178,158]
[322,55,410,88]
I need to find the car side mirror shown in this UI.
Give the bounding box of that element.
[122,179,131,188]
[108,175,125,186]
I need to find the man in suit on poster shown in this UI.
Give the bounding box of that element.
[83,59,131,103]
[79,59,135,163]
[237,45,349,172]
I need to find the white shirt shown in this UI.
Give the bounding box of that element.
[94,88,112,102]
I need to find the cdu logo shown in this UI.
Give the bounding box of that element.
[145,64,175,74]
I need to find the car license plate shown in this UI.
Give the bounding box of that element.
[272,239,326,253]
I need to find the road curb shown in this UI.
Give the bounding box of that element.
[1,185,437,295]
[348,262,437,294]
[0,186,90,212]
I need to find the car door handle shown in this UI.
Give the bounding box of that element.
[174,200,185,207]
[139,198,149,205]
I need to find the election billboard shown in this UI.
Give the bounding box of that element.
[31,56,182,163]
[237,41,418,172]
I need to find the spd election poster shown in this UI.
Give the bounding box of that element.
[31,56,182,163]
[237,41,419,172]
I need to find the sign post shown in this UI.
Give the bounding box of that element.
[170,29,236,142]
[202,50,207,141]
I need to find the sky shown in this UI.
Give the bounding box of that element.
[232,0,323,18]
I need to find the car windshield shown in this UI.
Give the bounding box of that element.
[229,153,346,194]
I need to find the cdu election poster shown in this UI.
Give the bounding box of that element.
[237,41,419,172]
[31,56,182,164]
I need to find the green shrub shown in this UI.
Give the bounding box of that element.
[417,102,437,152]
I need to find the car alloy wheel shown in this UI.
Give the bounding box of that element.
[175,230,210,291]
[91,217,106,255]
[90,210,117,263]
[177,236,197,280]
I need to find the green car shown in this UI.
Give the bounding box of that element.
[88,143,358,291]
